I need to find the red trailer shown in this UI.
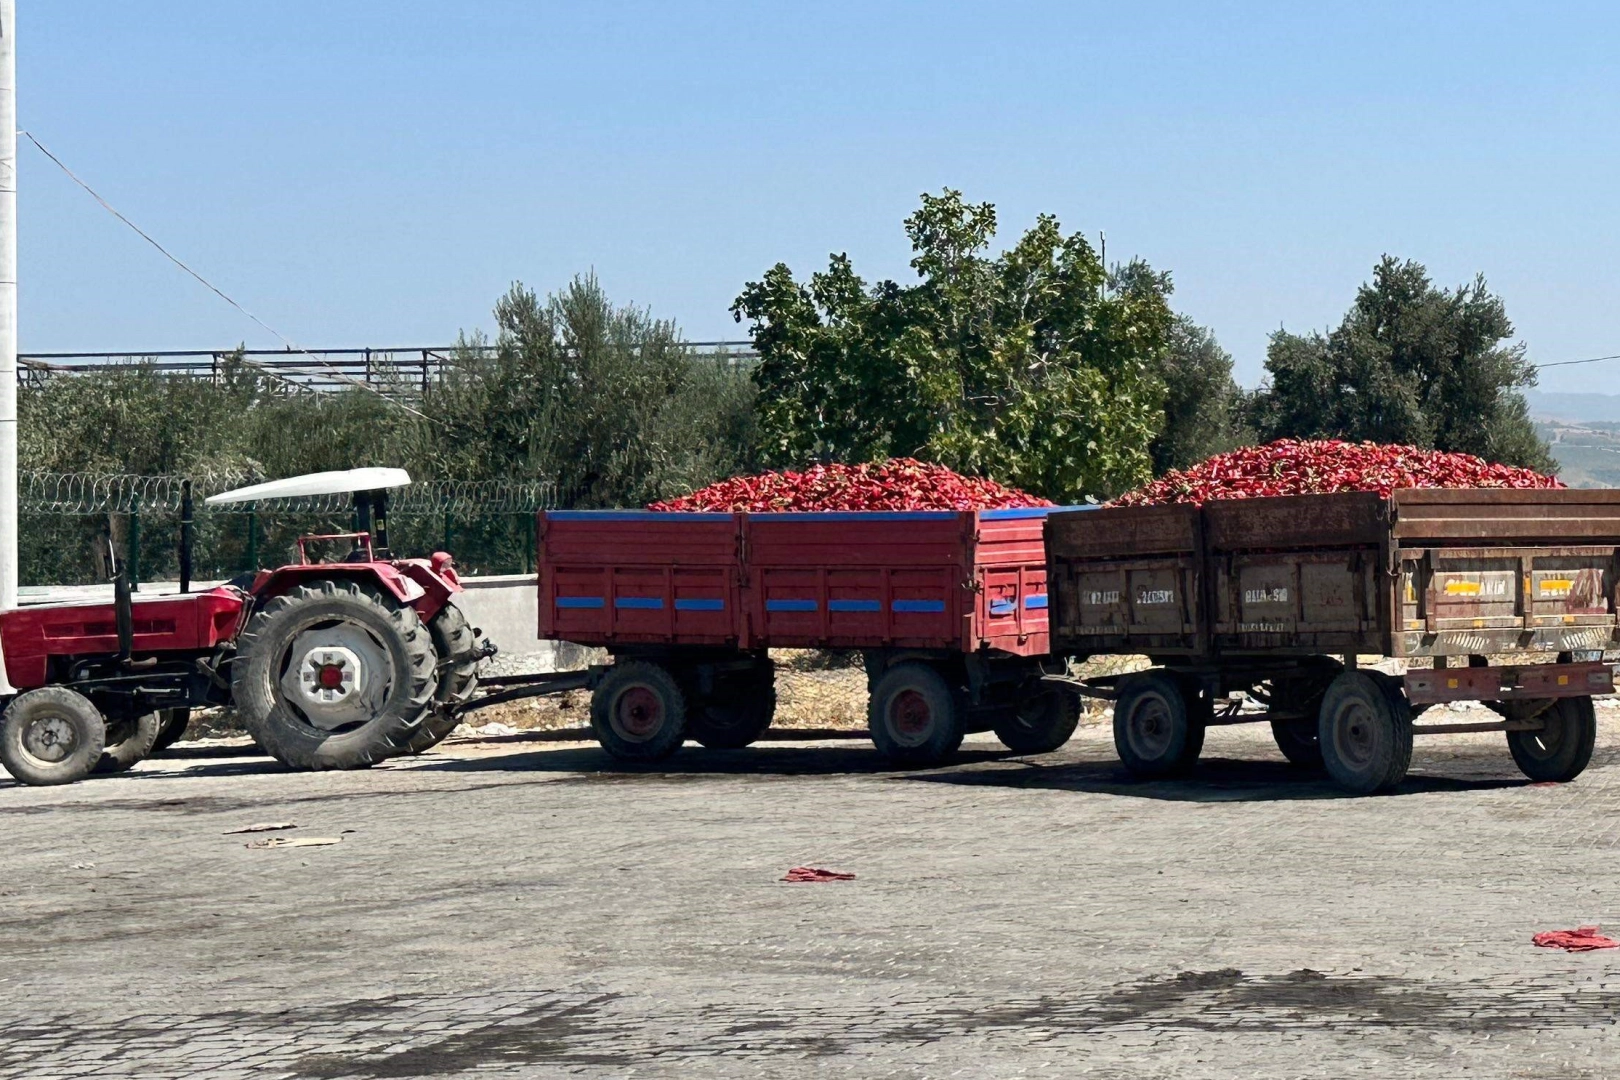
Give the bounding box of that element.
[537,509,1082,764]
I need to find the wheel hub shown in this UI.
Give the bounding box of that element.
[279,623,392,732]
[612,686,664,741]
[1128,696,1174,758]
[21,715,76,764]
[888,689,934,747]
[1333,702,1377,766]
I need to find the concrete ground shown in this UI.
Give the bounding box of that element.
[2,715,1619,1078]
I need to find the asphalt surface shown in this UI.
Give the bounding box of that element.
[2,716,1619,1078]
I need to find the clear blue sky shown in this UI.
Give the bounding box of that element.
[19,2,1620,391]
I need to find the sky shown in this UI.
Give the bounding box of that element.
[17,1,1620,391]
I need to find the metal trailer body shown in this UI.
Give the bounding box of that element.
[1045,489,1620,790]
[536,508,1080,763]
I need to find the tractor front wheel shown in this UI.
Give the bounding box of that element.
[0,687,106,786]
[231,580,438,770]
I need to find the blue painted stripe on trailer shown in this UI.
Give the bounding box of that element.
[766,599,818,612]
[989,600,1016,616]
[674,598,725,612]
[828,599,882,613]
[614,597,664,610]
[556,596,605,609]
[1024,594,1049,609]
[892,599,946,613]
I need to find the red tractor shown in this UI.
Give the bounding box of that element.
[0,469,492,785]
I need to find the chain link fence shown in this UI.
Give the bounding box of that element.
[19,471,567,586]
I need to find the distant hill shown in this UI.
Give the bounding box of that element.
[1539,421,1620,488]
[1526,389,1620,425]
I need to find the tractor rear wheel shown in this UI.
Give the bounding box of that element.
[0,687,106,786]
[231,580,437,770]
[93,712,163,774]
[404,603,483,754]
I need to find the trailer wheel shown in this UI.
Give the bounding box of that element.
[994,688,1080,754]
[404,603,483,754]
[687,660,776,750]
[868,662,965,766]
[1317,671,1413,794]
[0,688,106,786]
[150,708,192,754]
[1270,720,1323,769]
[93,712,163,774]
[1113,672,1198,778]
[591,662,688,761]
[231,581,438,770]
[1507,696,1596,783]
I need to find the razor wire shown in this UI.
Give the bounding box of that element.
[19,472,564,516]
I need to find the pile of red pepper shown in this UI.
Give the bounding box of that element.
[1113,439,1564,507]
[649,459,1054,512]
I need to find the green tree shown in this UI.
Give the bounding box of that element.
[732,190,1176,501]
[1146,315,1247,475]
[1248,256,1553,471]
[418,274,758,508]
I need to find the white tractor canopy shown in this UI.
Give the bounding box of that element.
[204,467,412,506]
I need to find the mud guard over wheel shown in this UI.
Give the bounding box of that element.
[590,661,688,762]
[231,580,438,770]
[867,662,965,766]
[0,687,107,786]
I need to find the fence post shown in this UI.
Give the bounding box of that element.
[128,494,141,592]
[442,509,452,553]
[179,479,193,594]
[246,504,258,571]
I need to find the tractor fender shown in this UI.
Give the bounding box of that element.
[250,564,426,609]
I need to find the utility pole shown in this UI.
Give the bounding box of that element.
[0,0,15,612]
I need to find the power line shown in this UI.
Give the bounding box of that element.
[1534,352,1620,371]
[20,130,434,422]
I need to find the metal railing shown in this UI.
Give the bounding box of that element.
[16,341,759,393]
[19,471,570,586]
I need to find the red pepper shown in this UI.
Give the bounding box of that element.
[1111,439,1563,507]
[647,459,1055,513]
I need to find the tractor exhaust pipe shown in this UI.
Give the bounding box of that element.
[113,551,133,665]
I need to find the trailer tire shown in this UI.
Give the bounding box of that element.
[404,603,483,754]
[1318,671,1412,794]
[1113,672,1198,778]
[1507,695,1596,783]
[868,663,965,766]
[993,688,1080,754]
[232,581,438,771]
[0,687,106,786]
[591,662,688,762]
[1266,658,1340,769]
[93,712,163,774]
[687,661,776,750]
[150,708,192,754]
[1271,720,1323,769]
